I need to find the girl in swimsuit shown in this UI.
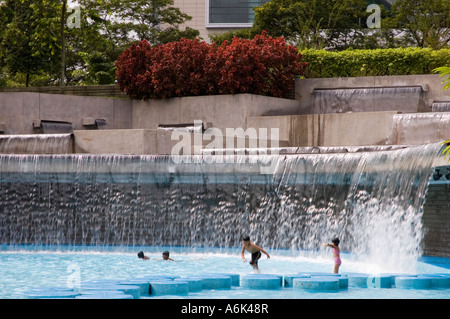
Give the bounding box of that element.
[323,237,341,274]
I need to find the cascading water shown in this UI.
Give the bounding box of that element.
[389,112,450,145]
[312,86,423,113]
[432,101,450,112]
[0,142,442,272]
[0,134,73,154]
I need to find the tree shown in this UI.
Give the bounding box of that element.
[106,0,199,45]
[251,0,369,49]
[0,0,199,87]
[387,0,450,49]
[0,0,61,86]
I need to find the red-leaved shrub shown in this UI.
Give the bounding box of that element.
[115,40,153,100]
[115,32,307,100]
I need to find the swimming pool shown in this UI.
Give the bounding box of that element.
[1,246,449,299]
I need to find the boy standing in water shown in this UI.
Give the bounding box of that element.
[241,236,270,272]
[323,237,342,273]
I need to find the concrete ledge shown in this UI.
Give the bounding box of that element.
[242,274,282,289]
[417,275,450,288]
[293,277,340,291]
[395,276,432,289]
[195,275,232,290]
[366,275,392,288]
[76,291,133,299]
[283,274,310,287]
[80,284,141,299]
[149,281,190,296]
[118,279,151,295]
[346,273,370,288]
[174,278,203,292]
[74,129,287,155]
[0,85,127,98]
[24,287,80,299]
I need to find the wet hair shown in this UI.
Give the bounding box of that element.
[137,251,145,259]
[162,251,170,256]
[332,238,340,246]
[242,236,250,242]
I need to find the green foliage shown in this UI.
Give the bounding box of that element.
[209,29,256,45]
[302,47,450,78]
[441,140,450,160]
[0,0,61,86]
[105,0,198,45]
[387,0,450,49]
[251,0,369,49]
[0,0,199,87]
[433,66,450,91]
[0,73,6,88]
[224,0,449,50]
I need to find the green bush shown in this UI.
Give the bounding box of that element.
[302,48,450,78]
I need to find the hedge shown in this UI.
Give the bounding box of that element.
[301,47,450,78]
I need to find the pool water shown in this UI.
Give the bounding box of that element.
[1,246,449,299]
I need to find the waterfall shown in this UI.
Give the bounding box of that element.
[0,134,73,154]
[0,143,441,271]
[389,112,450,145]
[432,101,450,112]
[312,86,423,113]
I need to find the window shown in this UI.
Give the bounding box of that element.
[206,0,270,28]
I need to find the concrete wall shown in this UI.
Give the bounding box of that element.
[0,85,126,98]
[74,128,287,155]
[132,94,302,131]
[74,129,175,155]
[0,92,132,134]
[248,111,399,147]
[1,74,449,150]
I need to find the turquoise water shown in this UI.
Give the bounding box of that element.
[1,246,449,299]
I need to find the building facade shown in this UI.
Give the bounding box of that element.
[173,0,269,40]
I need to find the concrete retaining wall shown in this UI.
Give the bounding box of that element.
[132,94,302,131]
[1,75,449,153]
[248,111,399,147]
[74,129,174,155]
[0,92,132,135]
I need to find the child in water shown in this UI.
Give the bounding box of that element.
[137,251,149,260]
[323,237,341,273]
[240,236,270,272]
[162,251,174,261]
